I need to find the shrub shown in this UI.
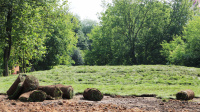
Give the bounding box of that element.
[71,48,84,65]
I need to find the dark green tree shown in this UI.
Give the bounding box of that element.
[76,19,97,50]
[35,1,78,70]
[0,0,52,76]
[85,0,194,65]
[161,16,200,67]
[71,48,84,65]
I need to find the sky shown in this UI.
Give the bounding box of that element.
[68,0,112,22]
[67,0,200,22]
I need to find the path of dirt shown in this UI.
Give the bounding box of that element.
[0,94,200,112]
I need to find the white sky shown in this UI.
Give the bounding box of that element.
[68,0,112,22]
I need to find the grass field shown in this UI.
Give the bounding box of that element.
[0,65,200,99]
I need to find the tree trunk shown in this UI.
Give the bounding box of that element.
[3,7,13,76]
[3,55,9,76]
[130,43,137,65]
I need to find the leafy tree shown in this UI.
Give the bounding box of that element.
[184,16,200,66]
[71,48,84,65]
[161,36,186,65]
[137,0,193,64]
[0,0,51,76]
[81,19,97,37]
[85,26,111,65]
[86,0,161,65]
[76,19,97,50]
[85,0,194,65]
[34,1,78,70]
[161,16,200,67]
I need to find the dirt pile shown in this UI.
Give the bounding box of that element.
[1,94,200,112]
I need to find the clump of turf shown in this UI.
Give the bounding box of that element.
[83,88,103,101]
[38,85,63,99]
[22,75,39,93]
[176,90,195,100]
[29,90,47,102]
[7,74,26,99]
[19,90,47,102]
[56,84,74,99]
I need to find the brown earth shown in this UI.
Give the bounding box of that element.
[0,94,200,112]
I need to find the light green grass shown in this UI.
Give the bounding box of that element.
[1,65,200,99]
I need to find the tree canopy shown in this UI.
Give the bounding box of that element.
[161,16,200,67]
[0,0,78,75]
[85,0,194,65]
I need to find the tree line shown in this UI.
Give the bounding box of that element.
[85,0,200,66]
[0,0,200,76]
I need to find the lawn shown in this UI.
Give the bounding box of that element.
[0,65,200,99]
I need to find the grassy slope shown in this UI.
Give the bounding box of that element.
[1,65,200,99]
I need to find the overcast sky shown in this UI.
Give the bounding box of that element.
[68,0,112,22]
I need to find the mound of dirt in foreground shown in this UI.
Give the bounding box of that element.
[0,94,200,112]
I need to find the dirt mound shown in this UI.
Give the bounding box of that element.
[0,94,200,112]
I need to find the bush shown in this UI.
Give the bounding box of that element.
[71,48,84,65]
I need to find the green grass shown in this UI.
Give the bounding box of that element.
[1,65,200,99]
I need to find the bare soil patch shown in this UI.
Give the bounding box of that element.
[0,94,200,112]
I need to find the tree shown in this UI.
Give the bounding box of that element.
[81,19,97,37]
[161,36,186,65]
[71,48,84,65]
[161,16,200,67]
[85,0,194,65]
[137,0,193,64]
[76,19,97,50]
[85,26,110,65]
[183,17,200,67]
[0,0,52,76]
[87,0,154,65]
[34,1,78,70]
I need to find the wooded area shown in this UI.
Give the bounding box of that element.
[0,0,200,76]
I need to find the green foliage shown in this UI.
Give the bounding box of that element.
[81,19,97,37]
[33,1,78,70]
[183,16,200,67]
[71,48,84,65]
[85,0,194,65]
[1,65,200,98]
[76,19,97,50]
[161,36,186,65]
[0,0,79,73]
[161,16,200,67]
[0,0,57,75]
[85,26,109,65]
